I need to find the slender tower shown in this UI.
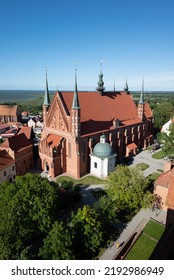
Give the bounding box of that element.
[96,60,105,95]
[113,77,116,92]
[124,77,129,93]
[138,78,145,121]
[43,68,51,127]
[71,67,80,136]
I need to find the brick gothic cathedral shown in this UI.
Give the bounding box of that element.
[39,69,153,178]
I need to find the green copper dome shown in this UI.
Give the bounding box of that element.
[93,135,114,158]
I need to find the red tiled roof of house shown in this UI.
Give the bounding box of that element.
[59,91,142,135]
[127,143,137,150]
[155,168,174,209]
[144,102,153,118]
[0,105,18,116]
[18,126,33,140]
[0,150,14,170]
[154,168,174,189]
[0,133,32,151]
[47,134,62,148]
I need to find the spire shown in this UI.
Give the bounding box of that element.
[113,77,116,92]
[72,67,80,109]
[139,78,144,104]
[96,60,105,94]
[124,78,129,92]
[43,68,51,106]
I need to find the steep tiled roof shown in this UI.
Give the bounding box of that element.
[154,169,174,189]
[18,126,33,140]
[144,102,153,118]
[0,105,18,116]
[0,150,14,170]
[127,143,137,150]
[60,91,142,135]
[0,133,32,151]
[155,168,174,209]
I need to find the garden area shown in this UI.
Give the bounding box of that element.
[125,220,165,260]
[56,175,105,187]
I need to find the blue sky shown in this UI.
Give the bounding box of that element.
[0,0,174,90]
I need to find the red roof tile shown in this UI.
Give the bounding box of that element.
[60,91,141,135]
[155,168,174,209]
[0,133,32,151]
[127,143,137,150]
[0,105,18,116]
[0,150,14,170]
[18,126,33,140]
[144,102,153,118]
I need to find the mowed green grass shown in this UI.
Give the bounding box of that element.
[56,175,105,185]
[143,220,165,240]
[125,220,165,260]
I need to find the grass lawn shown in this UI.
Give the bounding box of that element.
[143,220,165,240]
[125,220,165,260]
[152,149,166,159]
[148,172,161,182]
[56,175,105,186]
[136,162,149,171]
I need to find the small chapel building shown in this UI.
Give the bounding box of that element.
[39,70,153,178]
[90,134,116,178]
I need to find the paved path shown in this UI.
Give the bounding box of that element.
[130,149,165,176]
[99,208,167,260]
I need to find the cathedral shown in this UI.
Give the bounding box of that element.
[39,69,153,178]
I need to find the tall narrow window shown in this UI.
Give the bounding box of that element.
[68,141,71,158]
[94,162,97,168]
[82,142,86,162]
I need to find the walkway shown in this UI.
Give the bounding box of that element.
[99,208,167,260]
[131,149,165,176]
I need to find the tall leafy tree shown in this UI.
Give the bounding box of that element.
[39,205,103,260]
[153,101,174,130]
[0,173,60,259]
[70,205,103,259]
[39,221,74,260]
[161,123,174,155]
[95,165,153,222]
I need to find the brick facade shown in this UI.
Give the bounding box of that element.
[39,84,153,178]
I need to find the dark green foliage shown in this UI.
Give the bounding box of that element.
[70,205,103,259]
[153,101,174,130]
[0,173,60,259]
[95,165,154,223]
[60,180,74,189]
[39,206,103,260]
[39,221,75,260]
[161,124,174,155]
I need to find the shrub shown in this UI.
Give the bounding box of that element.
[61,180,73,189]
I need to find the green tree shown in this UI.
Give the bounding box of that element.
[160,123,174,155]
[39,205,103,260]
[39,221,75,260]
[0,173,60,259]
[70,205,103,259]
[153,102,174,130]
[95,166,153,222]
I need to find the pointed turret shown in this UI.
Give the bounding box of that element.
[72,69,80,109]
[43,69,51,127]
[43,69,51,106]
[96,60,105,95]
[139,78,144,104]
[138,78,145,121]
[124,78,129,92]
[71,68,80,136]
